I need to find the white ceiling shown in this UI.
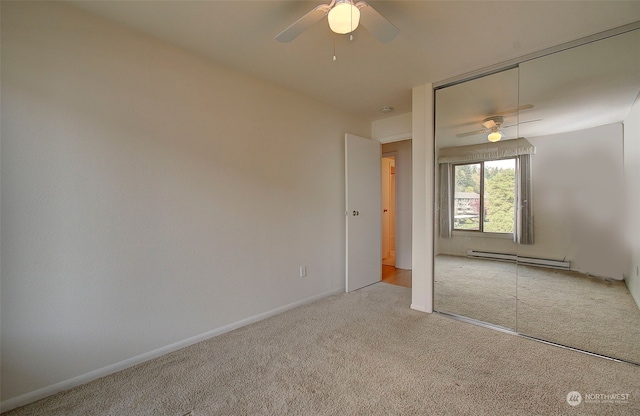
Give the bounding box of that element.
[68,1,640,122]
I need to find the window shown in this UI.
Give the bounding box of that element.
[453,159,516,233]
[438,138,534,242]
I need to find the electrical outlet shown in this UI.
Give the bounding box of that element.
[300,266,307,278]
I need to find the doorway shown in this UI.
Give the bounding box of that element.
[381,155,396,267]
[380,140,412,289]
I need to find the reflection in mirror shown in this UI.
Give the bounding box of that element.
[516,28,640,363]
[434,26,640,364]
[434,68,520,330]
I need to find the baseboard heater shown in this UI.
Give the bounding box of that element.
[466,249,570,270]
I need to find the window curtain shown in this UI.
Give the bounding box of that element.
[439,163,452,238]
[515,154,534,244]
[437,138,535,243]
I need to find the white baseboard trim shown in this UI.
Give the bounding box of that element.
[1,288,342,413]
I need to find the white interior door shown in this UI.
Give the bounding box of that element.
[345,133,381,292]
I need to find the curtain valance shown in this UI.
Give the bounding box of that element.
[437,138,535,164]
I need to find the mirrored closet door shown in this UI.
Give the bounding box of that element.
[434,27,640,364]
[434,68,521,331]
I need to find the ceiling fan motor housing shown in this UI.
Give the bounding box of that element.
[481,115,504,129]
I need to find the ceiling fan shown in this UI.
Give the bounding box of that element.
[276,0,399,43]
[456,105,539,142]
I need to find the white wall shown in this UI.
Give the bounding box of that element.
[436,123,626,280]
[0,2,370,407]
[624,93,640,306]
[382,140,412,270]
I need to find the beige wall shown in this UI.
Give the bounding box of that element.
[411,85,434,313]
[372,113,412,143]
[0,2,370,407]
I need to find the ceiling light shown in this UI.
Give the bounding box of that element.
[487,129,503,142]
[328,0,360,34]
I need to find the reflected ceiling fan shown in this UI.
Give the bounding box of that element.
[276,0,399,43]
[456,104,539,142]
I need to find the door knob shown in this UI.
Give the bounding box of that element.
[352,210,359,216]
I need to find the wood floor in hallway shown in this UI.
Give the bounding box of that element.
[382,265,412,288]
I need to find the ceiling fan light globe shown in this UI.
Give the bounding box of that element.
[328,1,360,34]
[487,131,503,142]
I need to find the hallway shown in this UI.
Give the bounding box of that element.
[382,265,412,288]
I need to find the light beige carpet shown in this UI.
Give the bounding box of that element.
[435,255,518,329]
[434,254,640,364]
[4,283,639,415]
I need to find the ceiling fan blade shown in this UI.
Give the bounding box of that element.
[276,4,331,43]
[456,106,536,138]
[519,118,543,124]
[493,104,534,117]
[356,1,399,43]
[456,129,488,138]
[502,119,543,129]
